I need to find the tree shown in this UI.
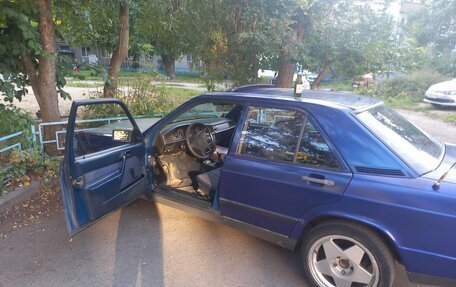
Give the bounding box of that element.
[300,1,397,89]
[0,0,68,154]
[184,0,304,85]
[137,0,191,80]
[59,0,130,97]
[407,0,456,77]
[274,1,309,88]
[222,0,293,84]
[104,0,129,97]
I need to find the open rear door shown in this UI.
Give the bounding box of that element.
[60,99,148,236]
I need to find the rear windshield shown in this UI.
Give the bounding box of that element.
[356,105,443,174]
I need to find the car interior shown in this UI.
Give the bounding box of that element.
[151,102,244,208]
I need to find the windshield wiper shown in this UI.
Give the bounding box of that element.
[433,161,456,190]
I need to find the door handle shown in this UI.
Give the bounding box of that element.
[301,176,335,186]
[119,153,127,176]
[72,176,84,186]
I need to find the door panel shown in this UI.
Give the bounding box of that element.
[74,144,147,221]
[61,99,148,236]
[220,157,352,236]
[219,104,352,236]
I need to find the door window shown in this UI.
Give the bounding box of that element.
[238,107,303,162]
[73,103,134,157]
[238,106,340,169]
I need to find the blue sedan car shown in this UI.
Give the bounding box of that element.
[60,86,456,287]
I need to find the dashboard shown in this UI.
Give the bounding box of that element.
[165,127,186,143]
[155,118,236,155]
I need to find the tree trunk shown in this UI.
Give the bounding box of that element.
[161,54,176,80]
[311,60,331,90]
[252,57,258,83]
[276,58,296,88]
[103,0,129,98]
[275,15,306,88]
[24,0,61,155]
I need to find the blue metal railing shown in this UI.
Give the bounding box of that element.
[1,114,163,156]
[0,131,24,154]
[37,114,163,152]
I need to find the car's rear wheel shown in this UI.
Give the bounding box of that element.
[300,221,395,287]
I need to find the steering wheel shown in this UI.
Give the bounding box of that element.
[185,123,216,159]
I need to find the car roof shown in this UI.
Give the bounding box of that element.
[217,85,381,110]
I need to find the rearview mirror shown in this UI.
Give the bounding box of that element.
[112,129,131,142]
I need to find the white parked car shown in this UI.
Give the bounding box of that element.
[424,78,456,107]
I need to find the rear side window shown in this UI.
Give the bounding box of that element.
[238,106,340,169]
[297,121,340,169]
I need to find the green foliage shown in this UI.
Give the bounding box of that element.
[319,80,353,91]
[184,0,303,84]
[181,0,401,85]
[301,1,399,82]
[405,0,456,77]
[410,0,455,54]
[0,147,60,196]
[0,0,40,101]
[137,0,190,62]
[0,104,34,149]
[203,78,216,92]
[0,0,71,102]
[358,70,449,108]
[57,0,121,53]
[56,55,73,100]
[84,76,199,119]
[425,49,456,78]
[83,101,127,119]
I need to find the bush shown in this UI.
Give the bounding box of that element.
[367,70,449,104]
[0,147,60,196]
[84,75,199,118]
[0,104,34,149]
[121,76,178,114]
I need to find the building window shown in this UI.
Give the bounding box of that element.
[81,47,91,57]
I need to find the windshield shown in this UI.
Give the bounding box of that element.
[172,103,237,122]
[357,105,443,174]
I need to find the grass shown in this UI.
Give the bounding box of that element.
[161,86,201,101]
[445,114,456,124]
[318,80,353,92]
[71,69,203,81]
[66,81,104,88]
[172,74,203,83]
[381,97,424,110]
[156,83,185,87]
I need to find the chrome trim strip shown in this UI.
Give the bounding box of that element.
[220,197,301,223]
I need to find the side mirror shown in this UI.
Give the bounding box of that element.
[112,129,131,142]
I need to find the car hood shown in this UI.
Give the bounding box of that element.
[423,144,456,185]
[428,79,456,92]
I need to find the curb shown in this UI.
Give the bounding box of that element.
[0,181,41,214]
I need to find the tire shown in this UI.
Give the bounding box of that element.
[300,220,395,287]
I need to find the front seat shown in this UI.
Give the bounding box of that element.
[196,168,221,199]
